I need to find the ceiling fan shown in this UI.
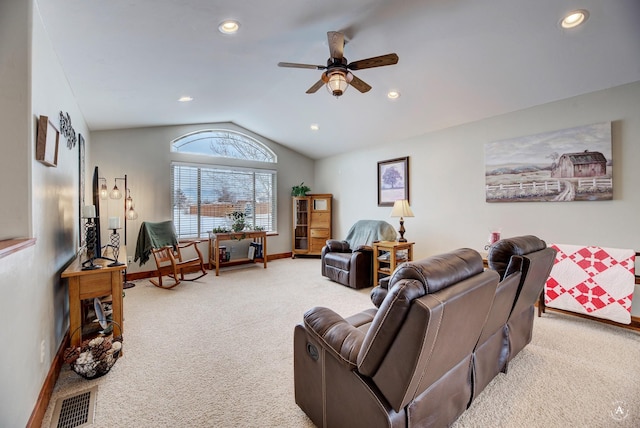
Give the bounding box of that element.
[278,31,399,97]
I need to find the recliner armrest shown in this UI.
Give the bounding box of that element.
[324,240,352,253]
[303,306,366,368]
[353,245,373,252]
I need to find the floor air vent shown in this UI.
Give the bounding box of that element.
[51,386,97,428]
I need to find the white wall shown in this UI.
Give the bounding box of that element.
[90,123,315,273]
[316,81,640,314]
[317,82,640,254]
[0,2,89,426]
[0,0,31,239]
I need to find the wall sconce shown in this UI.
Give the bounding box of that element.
[390,199,415,242]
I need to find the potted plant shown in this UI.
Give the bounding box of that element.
[228,211,246,232]
[291,182,311,197]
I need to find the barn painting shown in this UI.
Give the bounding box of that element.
[485,122,612,202]
[552,150,607,178]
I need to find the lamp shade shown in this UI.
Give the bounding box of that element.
[99,182,109,200]
[390,200,414,218]
[126,206,138,220]
[326,73,348,96]
[109,183,122,199]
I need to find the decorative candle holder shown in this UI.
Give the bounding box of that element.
[82,219,100,270]
[108,228,124,267]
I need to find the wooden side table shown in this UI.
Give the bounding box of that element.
[373,241,414,285]
[208,230,267,276]
[61,248,126,350]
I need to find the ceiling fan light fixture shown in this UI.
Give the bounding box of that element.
[560,10,589,29]
[218,20,240,34]
[326,71,350,97]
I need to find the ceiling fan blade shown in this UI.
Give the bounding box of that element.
[306,79,325,94]
[278,62,325,70]
[348,53,399,70]
[349,74,372,93]
[327,31,344,59]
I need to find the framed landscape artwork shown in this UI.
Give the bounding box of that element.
[378,156,409,206]
[484,122,612,203]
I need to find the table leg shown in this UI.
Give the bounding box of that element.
[263,234,267,269]
[69,277,82,347]
[215,238,220,276]
[111,270,124,355]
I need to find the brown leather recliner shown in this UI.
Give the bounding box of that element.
[295,248,500,427]
[470,235,556,400]
[321,220,397,289]
[486,235,557,363]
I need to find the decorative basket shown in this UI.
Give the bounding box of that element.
[64,322,123,380]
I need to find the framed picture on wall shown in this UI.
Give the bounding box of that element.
[36,115,59,167]
[484,122,612,202]
[378,156,409,206]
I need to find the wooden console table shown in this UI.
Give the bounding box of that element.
[61,248,126,349]
[208,231,267,276]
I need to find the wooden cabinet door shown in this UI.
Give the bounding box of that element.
[292,197,310,253]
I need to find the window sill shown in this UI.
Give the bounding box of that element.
[0,238,37,260]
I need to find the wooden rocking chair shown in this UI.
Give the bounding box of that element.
[150,241,207,289]
[134,221,208,289]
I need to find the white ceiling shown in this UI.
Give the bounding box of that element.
[36,0,640,159]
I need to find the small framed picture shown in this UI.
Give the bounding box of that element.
[36,115,60,167]
[378,156,409,206]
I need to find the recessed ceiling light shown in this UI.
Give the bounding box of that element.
[387,91,400,100]
[560,10,589,29]
[218,20,240,34]
[178,96,193,102]
[310,124,319,131]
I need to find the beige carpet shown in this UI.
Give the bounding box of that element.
[42,258,640,427]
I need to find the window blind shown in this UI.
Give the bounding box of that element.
[171,163,276,238]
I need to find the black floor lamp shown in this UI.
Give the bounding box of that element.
[104,174,138,289]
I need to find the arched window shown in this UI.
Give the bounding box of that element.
[171,129,277,238]
[171,129,276,162]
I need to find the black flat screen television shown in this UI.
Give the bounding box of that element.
[92,166,102,253]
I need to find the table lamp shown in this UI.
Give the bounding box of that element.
[390,199,414,242]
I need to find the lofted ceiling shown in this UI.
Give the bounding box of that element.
[36,0,640,159]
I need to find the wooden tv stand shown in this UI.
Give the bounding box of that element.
[61,247,126,349]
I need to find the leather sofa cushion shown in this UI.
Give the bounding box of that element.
[357,248,485,376]
[488,235,546,280]
[323,252,352,271]
[357,279,425,375]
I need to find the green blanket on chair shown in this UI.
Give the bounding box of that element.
[134,221,179,265]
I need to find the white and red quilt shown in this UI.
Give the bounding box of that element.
[545,244,635,324]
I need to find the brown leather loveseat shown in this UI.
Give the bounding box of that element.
[295,248,500,427]
[295,236,556,427]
